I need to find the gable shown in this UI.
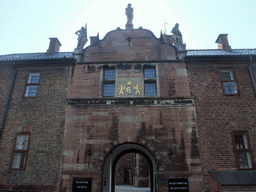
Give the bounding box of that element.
[82,29,177,62]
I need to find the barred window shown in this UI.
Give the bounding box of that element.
[233,132,253,169]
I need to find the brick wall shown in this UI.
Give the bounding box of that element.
[0,65,72,191]
[189,59,256,191]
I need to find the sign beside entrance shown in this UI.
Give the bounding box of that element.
[72,178,92,192]
[168,178,189,192]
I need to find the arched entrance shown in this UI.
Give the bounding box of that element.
[102,143,158,192]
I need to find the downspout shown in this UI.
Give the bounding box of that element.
[248,56,256,97]
[0,61,17,139]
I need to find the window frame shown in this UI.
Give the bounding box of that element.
[143,65,157,96]
[102,67,116,97]
[10,132,31,170]
[24,72,41,98]
[232,131,254,170]
[220,68,239,95]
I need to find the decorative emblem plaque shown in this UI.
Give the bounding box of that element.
[118,81,141,96]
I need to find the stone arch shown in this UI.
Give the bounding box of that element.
[102,143,158,192]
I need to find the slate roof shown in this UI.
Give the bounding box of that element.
[187,49,256,57]
[209,170,256,185]
[0,52,74,62]
[0,49,256,62]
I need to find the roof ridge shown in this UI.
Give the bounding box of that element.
[187,48,256,51]
[0,51,73,56]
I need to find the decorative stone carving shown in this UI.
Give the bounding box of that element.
[171,23,186,51]
[75,24,88,50]
[125,4,133,30]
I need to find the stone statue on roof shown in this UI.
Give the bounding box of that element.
[75,24,88,49]
[126,3,133,25]
[171,23,186,51]
[171,23,183,46]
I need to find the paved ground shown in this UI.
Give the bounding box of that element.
[115,185,150,192]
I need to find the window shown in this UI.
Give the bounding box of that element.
[144,66,157,96]
[25,73,40,97]
[103,82,115,96]
[103,68,115,96]
[233,132,253,169]
[10,133,30,170]
[144,67,156,78]
[220,69,238,95]
[145,82,157,96]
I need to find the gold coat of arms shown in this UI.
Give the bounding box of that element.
[118,81,141,96]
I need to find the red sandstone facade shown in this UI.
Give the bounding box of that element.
[61,28,201,191]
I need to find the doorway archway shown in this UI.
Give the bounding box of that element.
[102,143,158,192]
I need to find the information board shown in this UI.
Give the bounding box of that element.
[72,178,92,192]
[168,178,189,192]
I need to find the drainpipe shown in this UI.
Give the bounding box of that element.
[248,56,256,98]
[0,62,17,139]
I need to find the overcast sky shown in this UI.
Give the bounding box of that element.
[0,0,255,55]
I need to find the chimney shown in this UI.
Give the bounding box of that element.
[164,35,173,45]
[90,33,99,46]
[47,38,61,54]
[215,34,231,51]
